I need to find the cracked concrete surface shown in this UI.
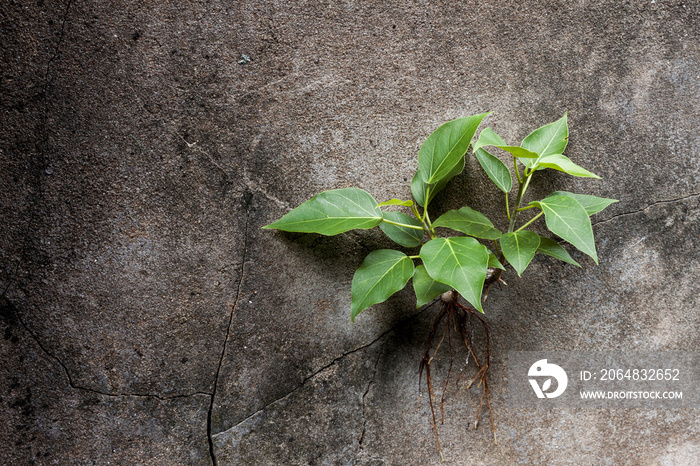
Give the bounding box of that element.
[592,192,700,226]
[212,341,385,465]
[207,192,252,465]
[2,0,699,464]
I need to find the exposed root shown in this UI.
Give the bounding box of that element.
[455,301,496,442]
[418,303,448,462]
[483,275,507,302]
[419,296,497,461]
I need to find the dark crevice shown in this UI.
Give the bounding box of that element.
[213,302,436,438]
[212,336,384,439]
[593,192,700,226]
[3,297,211,401]
[358,335,387,450]
[207,192,252,465]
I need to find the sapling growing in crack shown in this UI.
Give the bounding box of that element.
[263,112,617,460]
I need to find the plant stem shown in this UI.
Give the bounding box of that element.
[504,192,511,222]
[422,185,432,221]
[409,255,420,260]
[425,213,437,239]
[508,182,525,232]
[515,211,544,232]
[513,156,522,184]
[423,197,437,239]
[382,219,425,231]
[524,156,542,178]
[492,157,537,287]
[508,170,534,233]
[411,204,422,222]
[421,186,437,239]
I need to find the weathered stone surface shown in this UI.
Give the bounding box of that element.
[1,0,698,464]
[0,299,210,465]
[213,337,384,465]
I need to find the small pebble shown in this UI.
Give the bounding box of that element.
[45,168,53,175]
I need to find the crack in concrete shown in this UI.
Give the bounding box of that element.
[2,0,207,406]
[358,335,387,451]
[210,336,384,441]
[44,0,73,87]
[3,297,211,401]
[212,303,435,440]
[592,192,700,226]
[207,192,252,466]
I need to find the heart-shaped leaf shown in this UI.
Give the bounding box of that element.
[433,206,502,240]
[413,265,452,308]
[536,154,601,178]
[379,212,423,248]
[475,148,513,193]
[472,127,506,152]
[411,156,464,207]
[536,236,581,267]
[351,250,415,321]
[418,113,489,185]
[263,188,382,235]
[531,194,598,264]
[549,191,618,215]
[420,237,489,312]
[500,231,540,276]
[522,113,569,159]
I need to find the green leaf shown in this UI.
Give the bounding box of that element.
[536,236,581,267]
[377,199,414,207]
[432,206,502,240]
[413,265,452,308]
[500,231,540,276]
[411,156,464,207]
[418,113,489,185]
[379,212,424,248]
[550,191,618,215]
[530,194,598,264]
[351,250,415,321]
[263,188,383,235]
[472,127,506,152]
[473,126,539,160]
[536,154,601,179]
[487,251,506,270]
[475,148,512,193]
[493,145,540,159]
[522,113,569,159]
[420,237,489,312]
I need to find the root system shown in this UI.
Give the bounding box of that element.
[419,293,496,461]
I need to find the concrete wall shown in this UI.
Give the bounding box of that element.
[1,1,698,464]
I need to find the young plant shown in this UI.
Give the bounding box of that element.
[263,112,617,458]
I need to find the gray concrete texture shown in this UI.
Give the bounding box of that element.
[1,0,698,464]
